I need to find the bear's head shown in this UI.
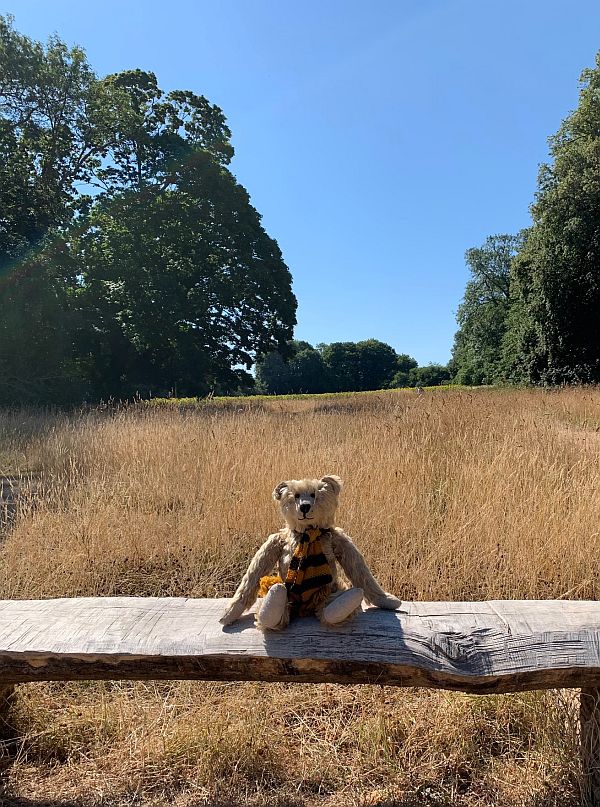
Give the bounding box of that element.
[272,475,342,532]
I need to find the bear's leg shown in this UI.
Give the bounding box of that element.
[320,587,364,625]
[256,583,289,631]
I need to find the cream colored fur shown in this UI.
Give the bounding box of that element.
[220,475,402,631]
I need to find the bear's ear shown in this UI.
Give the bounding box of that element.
[272,481,289,501]
[319,475,342,495]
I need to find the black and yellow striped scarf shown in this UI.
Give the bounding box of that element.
[285,527,333,616]
[258,527,333,617]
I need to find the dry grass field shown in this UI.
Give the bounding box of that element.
[1,387,600,806]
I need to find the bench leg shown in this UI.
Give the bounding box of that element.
[581,687,600,805]
[0,684,15,745]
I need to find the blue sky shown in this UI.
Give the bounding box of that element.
[7,0,600,364]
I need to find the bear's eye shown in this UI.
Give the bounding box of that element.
[294,493,300,499]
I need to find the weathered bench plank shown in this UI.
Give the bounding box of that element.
[0,597,599,693]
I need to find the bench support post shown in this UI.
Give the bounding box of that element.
[0,684,15,745]
[581,687,600,805]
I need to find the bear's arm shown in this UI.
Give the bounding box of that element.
[331,529,402,610]
[220,532,284,625]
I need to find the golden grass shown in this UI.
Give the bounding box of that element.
[1,387,599,805]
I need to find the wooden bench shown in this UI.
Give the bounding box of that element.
[1,597,600,802]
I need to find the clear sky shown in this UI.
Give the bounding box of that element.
[6,1,600,364]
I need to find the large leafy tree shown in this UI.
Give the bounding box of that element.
[505,53,600,383]
[0,19,296,401]
[452,233,525,385]
[66,70,295,397]
[69,153,295,397]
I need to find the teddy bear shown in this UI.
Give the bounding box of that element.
[220,475,402,630]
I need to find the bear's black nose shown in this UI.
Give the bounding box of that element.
[299,503,311,515]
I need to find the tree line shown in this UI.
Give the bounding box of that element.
[452,53,600,386]
[255,340,451,395]
[4,15,600,403]
[0,17,454,405]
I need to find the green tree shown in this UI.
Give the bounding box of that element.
[355,339,398,390]
[72,69,294,397]
[409,363,452,387]
[389,353,418,387]
[96,69,233,194]
[452,233,525,385]
[0,15,113,250]
[287,343,328,393]
[320,342,361,392]
[255,341,328,395]
[0,19,296,401]
[0,243,86,404]
[255,351,291,395]
[320,339,400,392]
[505,53,600,383]
[68,153,295,398]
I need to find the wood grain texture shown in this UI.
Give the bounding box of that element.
[0,597,598,692]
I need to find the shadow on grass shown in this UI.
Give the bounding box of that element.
[0,799,91,807]
[0,672,581,807]
[0,777,581,807]
[0,796,306,807]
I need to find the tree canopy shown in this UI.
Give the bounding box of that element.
[503,54,600,384]
[254,339,438,395]
[19,17,600,399]
[452,233,525,386]
[0,16,295,403]
[449,52,600,387]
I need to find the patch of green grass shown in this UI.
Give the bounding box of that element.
[146,383,469,408]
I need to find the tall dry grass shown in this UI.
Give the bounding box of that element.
[1,387,599,805]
